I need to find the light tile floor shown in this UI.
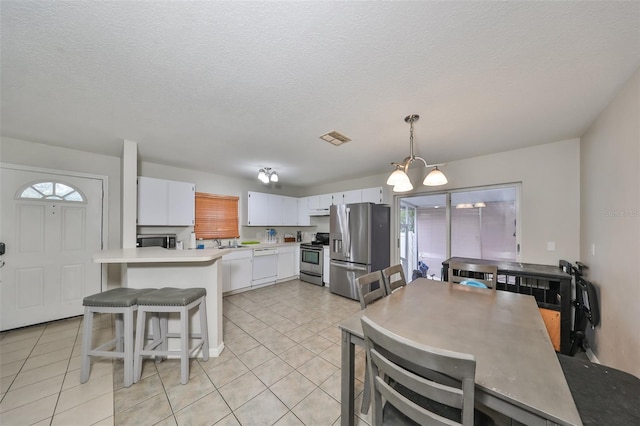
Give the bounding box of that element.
[1,280,371,425]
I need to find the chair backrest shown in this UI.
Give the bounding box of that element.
[448,261,498,291]
[382,264,407,294]
[355,270,387,310]
[361,316,476,426]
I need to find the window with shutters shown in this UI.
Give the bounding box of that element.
[194,192,240,239]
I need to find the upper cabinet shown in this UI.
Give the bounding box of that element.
[247,192,299,226]
[138,176,195,226]
[297,197,311,226]
[361,187,383,204]
[318,193,334,210]
[282,196,298,226]
[247,187,383,226]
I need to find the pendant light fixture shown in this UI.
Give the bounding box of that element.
[386,114,447,192]
[257,167,278,184]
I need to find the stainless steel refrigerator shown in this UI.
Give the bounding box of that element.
[329,202,390,300]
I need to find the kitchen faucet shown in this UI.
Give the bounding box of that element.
[214,239,222,247]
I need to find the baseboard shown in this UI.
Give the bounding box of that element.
[209,342,224,358]
[586,347,600,364]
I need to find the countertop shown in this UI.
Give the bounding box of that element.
[93,242,305,263]
[93,247,232,263]
[206,241,304,251]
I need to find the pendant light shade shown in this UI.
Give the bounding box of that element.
[387,114,447,193]
[423,166,448,186]
[386,168,409,186]
[257,167,278,184]
[393,179,414,193]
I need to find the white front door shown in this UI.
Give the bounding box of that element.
[0,166,103,330]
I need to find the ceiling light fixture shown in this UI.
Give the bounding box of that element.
[257,167,278,184]
[386,114,447,192]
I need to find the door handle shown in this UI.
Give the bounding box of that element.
[330,261,368,271]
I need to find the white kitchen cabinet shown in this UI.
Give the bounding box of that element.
[297,197,310,226]
[248,191,284,226]
[282,196,298,226]
[341,190,362,205]
[323,246,330,286]
[138,176,195,226]
[319,193,334,210]
[277,245,296,281]
[247,192,269,226]
[361,186,383,204]
[267,195,284,226]
[222,250,253,293]
[248,192,300,226]
[307,195,320,210]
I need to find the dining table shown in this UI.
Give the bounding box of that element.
[338,278,582,426]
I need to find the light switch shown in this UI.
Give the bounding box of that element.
[591,243,596,256]
[547,241,556,251]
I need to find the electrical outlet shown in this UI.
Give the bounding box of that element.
[591,243,596,256]
[546,241,556,251]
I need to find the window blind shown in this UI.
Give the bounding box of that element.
[194,192,239,239]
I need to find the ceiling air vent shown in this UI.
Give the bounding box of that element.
[320,131,351,146]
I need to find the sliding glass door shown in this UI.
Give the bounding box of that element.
[397,184,519,280]
[451,187,518,261]
[401,194,447,280]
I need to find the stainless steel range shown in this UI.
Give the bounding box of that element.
[299,232,329,286]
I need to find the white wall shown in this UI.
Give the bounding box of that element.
[307,139,581,266]
[580,67,640,377]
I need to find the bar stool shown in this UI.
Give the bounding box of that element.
[81,287,155,387]
[134,287,209,385]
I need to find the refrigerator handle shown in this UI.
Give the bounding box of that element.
[330,260,368,271]
[344,207,351,258]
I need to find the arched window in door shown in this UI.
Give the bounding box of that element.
[16,181,86,203]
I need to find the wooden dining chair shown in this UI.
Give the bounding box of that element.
[448,261,498,291]
[382,264,407,294]
[354,270,389,414]
[361,315,478,426]
[355,270,388,310]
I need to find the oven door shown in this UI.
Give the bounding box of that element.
[300,246,322,275]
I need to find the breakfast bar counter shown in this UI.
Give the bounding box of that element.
[93,247,232,357]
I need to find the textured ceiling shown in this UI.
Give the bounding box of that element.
[1,1,639,187]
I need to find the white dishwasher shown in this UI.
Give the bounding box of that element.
[252,248,278,286]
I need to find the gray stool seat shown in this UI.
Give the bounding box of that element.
[134,287,209,385]
[83,287,156,307]
[137,287,206,306]
[81,288,156,388]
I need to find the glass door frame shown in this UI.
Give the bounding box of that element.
[391,183,522,277]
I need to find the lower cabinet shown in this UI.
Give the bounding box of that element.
[277,246,297,281]
[223,245,300,293]
[222,250,252,293]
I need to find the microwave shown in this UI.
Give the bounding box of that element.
[136,234,177,249]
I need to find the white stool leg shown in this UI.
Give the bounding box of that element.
[80,307,94,383]
[115,313,124,353]
[133,307,146,384]
[199,297,209,361]
[159,313,168,362]
[123,306,135,387]
[181,306,189,385]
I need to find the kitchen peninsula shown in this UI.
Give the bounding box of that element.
[93,247,231,357]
